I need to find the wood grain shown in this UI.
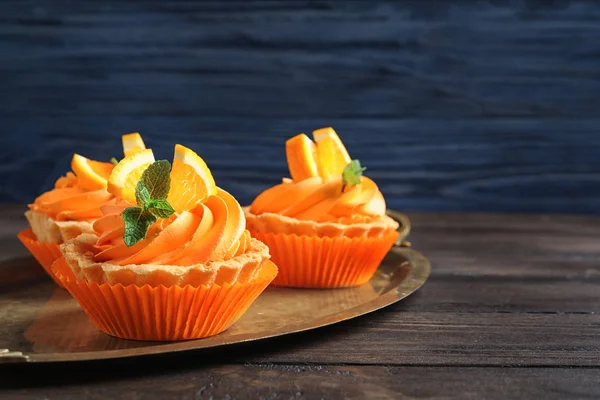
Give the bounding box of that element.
[1,1,600,214]
[241,312,600,367]
[2,208,600,396]
[3,207,600,369]
[2,364,599,400]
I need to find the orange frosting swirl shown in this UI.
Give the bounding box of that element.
[249,176,387,224]
[29,172,114,222]
[92,188,252,266]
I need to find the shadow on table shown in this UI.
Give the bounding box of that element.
[0,293,416,389]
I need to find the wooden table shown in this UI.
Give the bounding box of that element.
[1,207,598,399]
[2,1,600,215]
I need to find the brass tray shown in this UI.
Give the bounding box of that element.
[0,211,429,364]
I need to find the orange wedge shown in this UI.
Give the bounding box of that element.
[167,144,217,213]
[122,132,147,158]
[286,133,319,182]
[312,127,351,182]
[107,149,155,203]
[71,154,115,191]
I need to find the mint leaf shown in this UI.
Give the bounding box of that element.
[342,160,366,191]
[123,206,156,247]
[146,199,175,219]
[122,160,177,247]
[137,159,171,201]
[136,185,150,208]
[110,157,119,166]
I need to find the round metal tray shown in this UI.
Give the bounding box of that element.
[0,211,429,363]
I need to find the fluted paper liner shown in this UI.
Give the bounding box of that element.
[52,257,278,341]
[51,254,77,281]
[250,229,399,288]
[18,228,64,287]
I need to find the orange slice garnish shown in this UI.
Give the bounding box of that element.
[167,144,217,213]
[122,132,147,158]
[71,154,115,191]
[286,133,319,182]
[107,149,155,203]
[312,127,351,182]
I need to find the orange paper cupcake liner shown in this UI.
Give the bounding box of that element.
[52,257,278,341]
[17,228,64,287]
[250,230,399,288]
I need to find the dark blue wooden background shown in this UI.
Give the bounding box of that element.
[1,0,599,214]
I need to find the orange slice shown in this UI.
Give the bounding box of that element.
[122,132,147,158]
[107,149,155,203]
[286,133,319,182]
[313,127,351,182]
[167,144,217,213]
[71,154,115,191]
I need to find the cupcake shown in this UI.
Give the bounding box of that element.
[18,133,147,285]
[54,143,277,341]
[244,127,405,288]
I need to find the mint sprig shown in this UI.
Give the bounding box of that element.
[122,207,157,247]
[146,199,175,218]
[137,160,172,201]
[341,159,366,192]
[122,160,175,246]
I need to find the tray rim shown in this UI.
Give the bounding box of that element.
[1,211,429,364]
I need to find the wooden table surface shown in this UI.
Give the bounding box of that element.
[2,0,600,214]
[1,207,599,399]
